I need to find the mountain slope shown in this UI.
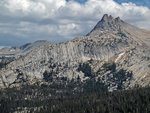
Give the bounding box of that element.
[0,14,150,90]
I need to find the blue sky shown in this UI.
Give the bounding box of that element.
[115,0,150,8]
[0,0,150,46]
[66,0,87,3]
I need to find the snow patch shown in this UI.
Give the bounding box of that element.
[115,52,125,63]
[82,56,91,61]
[10,49,16,52]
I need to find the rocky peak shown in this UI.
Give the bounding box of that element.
[115,16,121,22]
[87,14,123,35]
[101,14,113,22]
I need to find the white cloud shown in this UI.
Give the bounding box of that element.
[0,0,150,46]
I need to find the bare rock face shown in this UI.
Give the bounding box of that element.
[0,14,150,90]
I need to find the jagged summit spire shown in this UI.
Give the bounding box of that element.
[87,14,124,35]
[101,14,114,22]
[115,16,121,22]
[101,14,109,21]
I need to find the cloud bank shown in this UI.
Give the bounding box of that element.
[0,0,150,46]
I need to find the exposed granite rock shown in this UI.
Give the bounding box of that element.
[0,14,150,90]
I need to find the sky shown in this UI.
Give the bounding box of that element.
[0,0,150,46]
